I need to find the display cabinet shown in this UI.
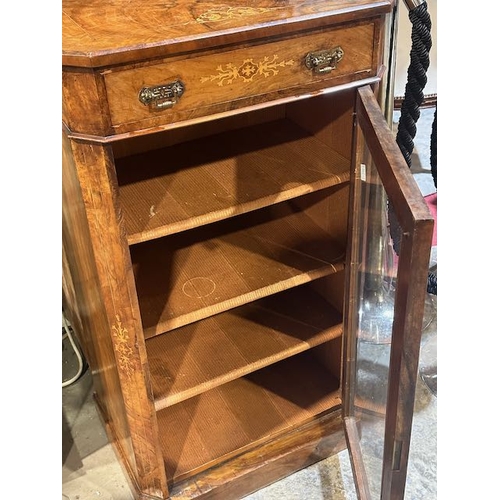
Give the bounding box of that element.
[62,1,434,499]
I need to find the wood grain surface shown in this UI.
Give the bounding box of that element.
[103,22,376,131]
[116,118,350,244]
[62,0,392,67]
[60,2,431,499]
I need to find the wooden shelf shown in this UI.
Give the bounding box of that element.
[116,119,350,245]
[156,350,342,483]
[146,284,343,410]
[131,201,345,337]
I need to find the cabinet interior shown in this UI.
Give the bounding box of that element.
[112,89,356,486]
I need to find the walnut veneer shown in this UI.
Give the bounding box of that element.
[62,1,433,499]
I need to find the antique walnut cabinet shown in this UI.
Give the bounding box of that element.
[62,0,434,499]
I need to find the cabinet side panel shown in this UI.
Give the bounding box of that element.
[63,130,136,469]
[65,136,169,499]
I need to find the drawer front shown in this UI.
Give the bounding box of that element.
[104,21,379,134]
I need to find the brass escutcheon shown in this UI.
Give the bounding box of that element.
[138,80,185,110]
[304,47,344,74]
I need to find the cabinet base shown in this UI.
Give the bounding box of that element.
[96,393,345,500]
[169,409,345,500]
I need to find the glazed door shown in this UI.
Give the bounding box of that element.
[343,85,434,500]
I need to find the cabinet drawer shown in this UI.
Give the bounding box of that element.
[104,21,379,134]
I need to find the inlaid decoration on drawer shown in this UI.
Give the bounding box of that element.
[104,22,377,132]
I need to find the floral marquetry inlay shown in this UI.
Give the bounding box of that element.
[112,315,134,378]
[201,56,295,86]
[196,6,271,23]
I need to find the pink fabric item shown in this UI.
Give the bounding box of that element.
[424,192,437,246]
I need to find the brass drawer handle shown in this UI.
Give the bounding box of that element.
[138,80,185,110]
[304,47,344,74]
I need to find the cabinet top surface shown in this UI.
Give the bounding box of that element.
[62,0,392,67]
